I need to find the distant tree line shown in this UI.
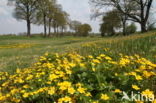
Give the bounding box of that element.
[90,0,155,37]
[8,0,92,37]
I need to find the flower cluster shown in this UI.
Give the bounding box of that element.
[0,51,156,103]
[0,43,35,49]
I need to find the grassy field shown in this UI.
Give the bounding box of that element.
[1,32,156,103]
[0,36,102,72]
[0,32,156,73]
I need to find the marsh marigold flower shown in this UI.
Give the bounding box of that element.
[142,89,154,98]
[114,89,122,93]
[132,85,140,90]
[101,94,110,100]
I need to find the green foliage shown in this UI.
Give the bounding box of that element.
[69,20,82,33]
[126,23,137,35]
[12,0,37,36]
[53,9,69,32]
[100,10,121,37]
[148,23,156,31]
[91,0,154,33]
[77,24,92,36]
[13,0,36,21]
[0,48,156,103]
[11,0,69,37]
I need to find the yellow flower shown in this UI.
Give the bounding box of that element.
[135,75,143,80]
[69,63,76,67]
[114,89,122,93]
[132,85,140,90]
[105,56,112,60]
[142,89,154,98]
[92,101,99,103]
[11,98,20,103]
[135,101,144,103]
[115,73,118,76]
[128,72,137,76]
[77,87,86,94]
[88,55,93,59]
[16,69,21,73]
[80,63,85,68]
[76,83,82,87]
[0,95,5,101]
[119,58,130,66]
[46,62,54,68]
[101,94,110,100]
[92,68,96,72]
[48,87,55,95]
[92,59,100,64]
[58,96,72,103]
[23,85,30,89]
[68,87,75,94]
[49,74,58,81]
[10,89,19,94]
[23,93,29,98]
[152,99,156,103]
[26,75,33,80]
[58,81,71,91]
[143,71,153,78]
[85,92,92,97]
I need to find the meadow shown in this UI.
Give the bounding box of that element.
[0,35,102,73]
[0,32,156,73]
[0,32,156,103]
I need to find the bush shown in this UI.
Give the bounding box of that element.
[126,23,137,35]
[77,24,92,36]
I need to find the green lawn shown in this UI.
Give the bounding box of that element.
[0,32,156,73]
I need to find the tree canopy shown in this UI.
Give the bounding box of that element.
[12,0,37,36]
[91,0,154,33]
[100,10,121,36]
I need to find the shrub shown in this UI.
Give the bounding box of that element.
[126,23,137,35]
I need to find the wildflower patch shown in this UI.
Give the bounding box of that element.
[0,52,156,103]
[0,43,35,49]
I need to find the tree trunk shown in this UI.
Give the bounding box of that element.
[43,13,47,37]
[61,27,64,36]
[54,26,56,34]
[27,19,31,37]
[26,4,31,37]
[48,25,51,37]
[53,22,56,35]
[56,25,59,37]
[122,21,126,36]
[140,21,147,33]
[48,19,51,37]
[56,26,58,33]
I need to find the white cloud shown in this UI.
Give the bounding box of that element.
[0,7,8,15]
[0,0,7,6]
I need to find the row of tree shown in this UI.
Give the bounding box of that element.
[9,0,92,37]
[9,0,69,37]
[90,0,155,36]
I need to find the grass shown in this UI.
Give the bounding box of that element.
[0,31,156,73]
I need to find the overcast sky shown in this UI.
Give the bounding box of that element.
[0,0,100,34]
